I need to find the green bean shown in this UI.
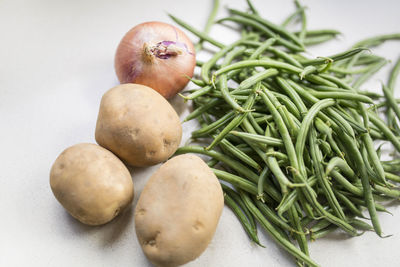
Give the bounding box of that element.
[299,65,318,79]
[213,168,259,195]
[304,35,337,46]
[281,6,306,27]
[265,151,288,161]
[386,57,400,131]
[344,194,391,214]
[168,14,224,48]
[297,190,316,219]
[266,46,303,68]
[254,114,273,123]
[310,225,338,240]
[294,0,307,42]
[369,112,400,153]
[330,63,385,75]
[312,85,383,99]
[352,59,388,89]
[223,189,263,246]
[250,38,277,59]
[373,184,400,199]
[213,60,302,81]
[300,29,341,37]
[309,128,346,220]
[232,128,284,145]
[276,77,308,115]
[388,56,400,96]
[248,112,265,135]
[385,172,400,183]
[196,60,204,67]
[334,190,364,218]
[318,139,332,157]
[235,144,253,154]
[277,190,297,219]
[257,167,269,201]
[315,118,343,158]
[191,111,235,137]
[206,91,257,150]
[352,33,400,48]
[219,138,261,171]
[382,163,400,173]
[310,219,332,233]
[308,90,373,103]
[181,85,213,101]
[218,16,304,52]
[300,48,368,66]
[202,141,283,202]
[306,74,339,87]
[288,80,355,137]
[301,215,314,229]
[339,133,382,236]
[271,92,302,119]
[246,0,259,15]
[329,170,363,197]
[288,206,309,259]
[382,158,400,165]
[175,146,260,182]
[248,125,301,199]
[383,83,400,124]
[344,54,385,66]
[348,218,373,231]
[296,99,336,177]
[184,98,221,122]
[239,120,289,200]
[280,103,300,137]
[207,158,219,167]
[229,8,305,49]
[240,192,319,267]
[223,185,257,230]
[296,78,358,135]
[254,197,297,233]
[202,38,247,83]
[219,46,248,112]
[358,112,387,186]
[238,68,279,90]
[194,0,220,51]
[261,88,301,171]
[325,157,356,181]
[265,147,293,196]
[332,107,368,134]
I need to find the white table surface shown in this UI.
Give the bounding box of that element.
[1,0,400,266]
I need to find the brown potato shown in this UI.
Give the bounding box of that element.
[95,83,182,167]
[134,154,224,267]
[50,143,134,226]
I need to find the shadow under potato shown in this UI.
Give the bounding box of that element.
[62,201,135,247]
[101,206,135,247]
[63,210,100,235]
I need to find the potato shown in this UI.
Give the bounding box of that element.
[134,154,224,267]
[50,143,134,226]
[95,83,182,167]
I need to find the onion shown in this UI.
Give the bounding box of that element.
[115,21,196,99]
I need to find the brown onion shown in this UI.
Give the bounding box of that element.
[115,21,196,99]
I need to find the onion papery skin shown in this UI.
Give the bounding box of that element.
[115,21,196,99]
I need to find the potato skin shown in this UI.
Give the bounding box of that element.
[50,143,134,226]
[134,154,224,267]
[95,83,182,167]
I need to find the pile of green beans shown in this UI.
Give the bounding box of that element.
[171,0,400,266]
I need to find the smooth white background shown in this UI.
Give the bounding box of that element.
[1,0,399,266]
